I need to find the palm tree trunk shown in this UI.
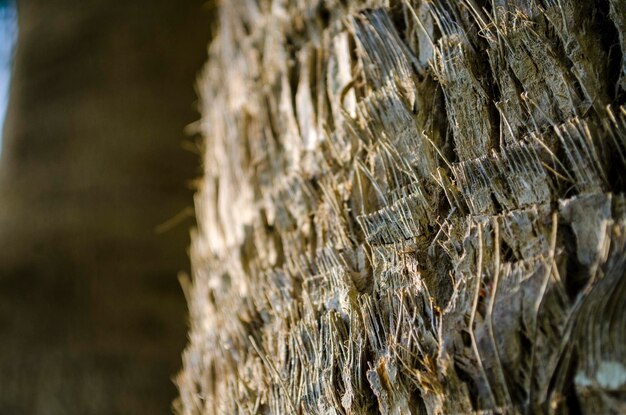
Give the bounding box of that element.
[178,0,626,413]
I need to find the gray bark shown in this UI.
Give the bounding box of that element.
[178,0,626,414]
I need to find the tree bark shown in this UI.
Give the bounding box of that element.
[178,0,626,413]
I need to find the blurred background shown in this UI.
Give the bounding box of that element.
[0,0,211,413]
[0,0,15,136]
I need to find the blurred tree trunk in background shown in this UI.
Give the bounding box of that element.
[0,1,210,413]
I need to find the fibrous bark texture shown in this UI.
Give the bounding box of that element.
[178,0,626,413]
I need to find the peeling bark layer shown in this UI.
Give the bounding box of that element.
[178,1,626,413]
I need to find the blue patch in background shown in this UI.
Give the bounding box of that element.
[0,0,16,150]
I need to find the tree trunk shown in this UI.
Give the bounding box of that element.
[178,0,626,413]
[0,1,210,413]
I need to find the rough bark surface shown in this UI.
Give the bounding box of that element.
[178,0,626,413]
